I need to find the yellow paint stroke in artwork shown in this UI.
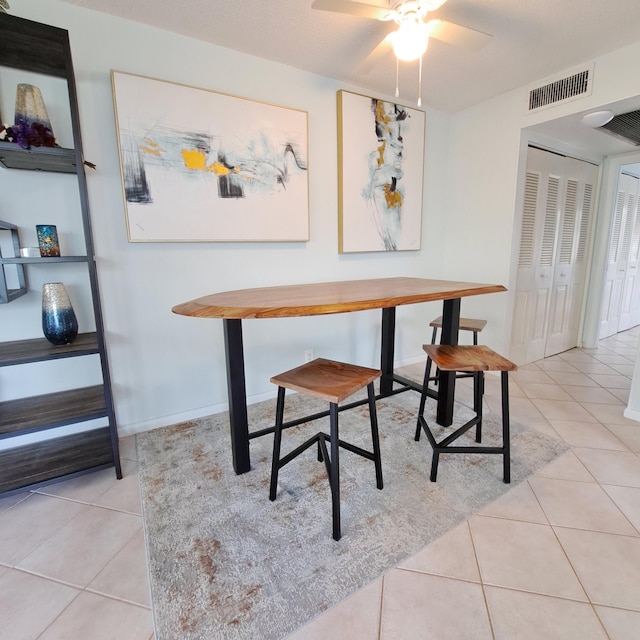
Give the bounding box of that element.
[211,162,232,176]
[374,100,392,125]
[374,100,393,168]
[181,149,237,176]
[384,183,403,209]
[139,138,163,156]
[182,149,209,170]
[376,139,387,168]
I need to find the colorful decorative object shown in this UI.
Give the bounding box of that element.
[5,83,57,149]
[337,90,425,253]
[42,282,78,345]
[36,224,60,257]
[111,71,309,242]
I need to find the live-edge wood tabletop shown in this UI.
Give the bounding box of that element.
[172,277,507,319]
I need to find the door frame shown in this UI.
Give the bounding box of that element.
[582,149,640,348]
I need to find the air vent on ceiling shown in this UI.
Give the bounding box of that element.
[528,65,593,112]
[599,110,640,146]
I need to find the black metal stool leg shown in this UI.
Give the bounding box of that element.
[367,383,383,490]
[430,450,440,482]
[475,371,484,443]
[269,386,286,501]
[328,402,341,541]
[430,326,440,387]
[415,360,431,441]
[501,371,511,484]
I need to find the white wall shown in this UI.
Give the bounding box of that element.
[7,1,640,437]
[3,0,453,435]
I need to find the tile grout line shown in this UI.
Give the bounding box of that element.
[466,518,497,640]
[10,563,153,609]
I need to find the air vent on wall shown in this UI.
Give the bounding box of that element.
[599,110,640,146]
[528,64,593,112]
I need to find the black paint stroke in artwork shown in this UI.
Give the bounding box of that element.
[123,144,152,204]
[216,152,244,199]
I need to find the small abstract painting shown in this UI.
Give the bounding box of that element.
[111,71,309,242]
[338,90,425,253]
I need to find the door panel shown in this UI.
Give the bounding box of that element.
[545,162,597,356]
[512,147,598,364]
[618,176,640,331]
[600,173,640,336]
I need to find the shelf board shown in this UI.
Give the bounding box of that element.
[0,142,76,173]
[0,427,115,495]
[0,255,89,265]
[3,287,28,303]
[0,385,107,439]
[0,13,69,78]
[0,332,99,366]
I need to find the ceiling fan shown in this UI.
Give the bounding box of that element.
[311,0,492,103]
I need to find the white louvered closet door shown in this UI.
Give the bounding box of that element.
[625,174,640,329]
[600,172,640,336]
[511,147,597,364]
[544,156,596,356]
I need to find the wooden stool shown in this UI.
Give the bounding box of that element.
[269,358,383,541]
[429,316,487,346]
[415,345,516,483]
[426,316,488,385]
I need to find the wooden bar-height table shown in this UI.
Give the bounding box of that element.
[172,277,506,474]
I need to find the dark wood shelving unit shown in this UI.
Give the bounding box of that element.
[0,14,121,496]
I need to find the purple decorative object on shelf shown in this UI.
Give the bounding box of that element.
[5,84,57,149]
[42,282,78,345]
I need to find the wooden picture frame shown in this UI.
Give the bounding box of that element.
[338,90,425,253]
[111,71,309,242]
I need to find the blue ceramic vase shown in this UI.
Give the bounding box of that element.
[42,282,78,345]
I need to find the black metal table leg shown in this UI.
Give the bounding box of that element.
[380,307,396,396]
[436,298,461,426]
[223,318,251,474]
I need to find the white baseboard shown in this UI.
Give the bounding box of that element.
[116,388,279,437]
[623,406,640,423]
[117,355,428,437]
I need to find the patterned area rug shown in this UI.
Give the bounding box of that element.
[137,387,568,640]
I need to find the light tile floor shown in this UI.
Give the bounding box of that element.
[1,327,640,639]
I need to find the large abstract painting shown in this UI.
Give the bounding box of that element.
[111,71,309,242]
[338,90,425,253]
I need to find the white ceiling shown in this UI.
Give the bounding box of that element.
[58,0,640,115]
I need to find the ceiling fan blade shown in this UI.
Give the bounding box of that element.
[311,0,390,21]
[427,19,492,51]
[355,34,393,75]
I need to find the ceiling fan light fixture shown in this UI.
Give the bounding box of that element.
[389,19,429,61]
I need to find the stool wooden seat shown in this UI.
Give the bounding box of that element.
[426,316,488,386]
[269,358,383,541]
[429,316,487,345]
[416,345,517,483]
